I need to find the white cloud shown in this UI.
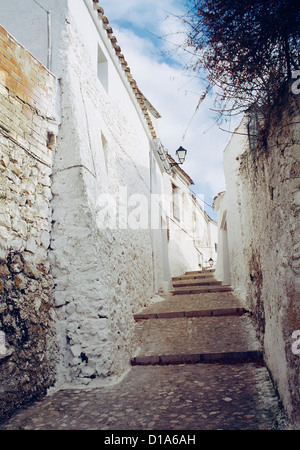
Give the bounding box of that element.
[98,0,240,213]
[100,0,184,33]
[113,27,227,188]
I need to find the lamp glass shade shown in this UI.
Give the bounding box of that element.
[176,146,187,164]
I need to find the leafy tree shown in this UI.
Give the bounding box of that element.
[182,0,300,120]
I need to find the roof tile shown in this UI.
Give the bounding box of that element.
[92,1,158,138]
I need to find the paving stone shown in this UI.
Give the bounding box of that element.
[132,315,261,359]
[0,273,290,431]
[0,364,287,430]
[135,291,243,316]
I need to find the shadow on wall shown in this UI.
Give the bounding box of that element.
[168,238,196,277]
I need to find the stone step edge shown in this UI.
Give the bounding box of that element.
[172,286,233,295]
[134,307,247,321]
[172,280,222,287]
[185,269,215,275]
[173,276,217,282]
[131,350,264,366]
[173,274,216,281]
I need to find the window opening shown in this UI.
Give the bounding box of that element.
[172,184,180,221]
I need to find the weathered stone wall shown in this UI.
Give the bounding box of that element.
[238,90,300,427]
[0,0,170,388]
[0,26,58,420]
[215,89,300,427]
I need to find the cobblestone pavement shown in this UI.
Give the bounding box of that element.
[0,364,287,430]
[134,292,244,316]
[0,284,289,431]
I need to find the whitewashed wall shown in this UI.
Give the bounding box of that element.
[0,0,169,386]
[0,0,219,390]
[51,0,167,385]
[214,92,300,427]
[214,116,250,294]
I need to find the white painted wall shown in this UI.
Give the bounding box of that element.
[214,96,300,426]
[0,0,219,390]
[0,0,67,74]
[0,0,170,386]
[214,117,250,297]
[150,148,172,294]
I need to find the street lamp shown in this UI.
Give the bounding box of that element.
[170,146,187,167]
[208,258,214,268]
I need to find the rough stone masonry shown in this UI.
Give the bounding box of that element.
[0,25,59,419]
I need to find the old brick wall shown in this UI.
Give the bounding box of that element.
[0,26,58,421]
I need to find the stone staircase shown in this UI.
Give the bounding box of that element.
[171,269,233,295]
[131,270,263,367]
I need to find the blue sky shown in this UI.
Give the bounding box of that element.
[99,0,240,221]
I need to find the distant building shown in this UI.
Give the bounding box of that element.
[163,153,217,276]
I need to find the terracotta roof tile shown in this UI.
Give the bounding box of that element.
[92,2,195,186]
[92,0,157,138]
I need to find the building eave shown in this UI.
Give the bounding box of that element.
[92,0,159,139]
[166,153,194,186]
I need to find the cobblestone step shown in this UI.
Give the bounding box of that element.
[131,350,264,366]
[185,269,215,275]
[172,285,233,295]
[135,291,244,316]
[172,274,216,281]
[134,307,246,321]
[172,272,232,295]
[132,315,262,367]
[172,279,222,288]
[0,276,286,431]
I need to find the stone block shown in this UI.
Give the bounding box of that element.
[55,292,68,308]
[0,212,11,228]
[40,230,50,249]
[0,225,9,240]
[9,253,24,273]
[131,355,160,365]
[81,365,96,377]
[70,344,82,357]
[0,264,10,276]
[0,155,10,168]
[21,179,36,195]
[26,237,37,254]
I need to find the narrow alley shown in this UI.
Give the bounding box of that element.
[0,270,288,431]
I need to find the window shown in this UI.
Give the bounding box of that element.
[172,184,180,221]
[97,45,108,92]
